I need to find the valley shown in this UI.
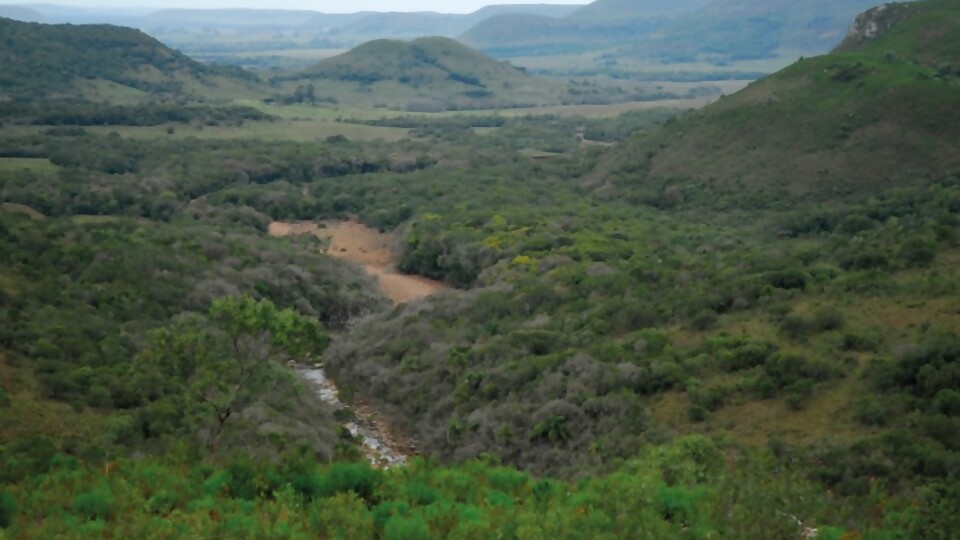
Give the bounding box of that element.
[0,0,959,537]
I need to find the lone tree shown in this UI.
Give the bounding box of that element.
[137,295,328,456]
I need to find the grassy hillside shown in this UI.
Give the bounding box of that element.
[0,17,261,100]
[597,0,960,204]
[287,37,565,110]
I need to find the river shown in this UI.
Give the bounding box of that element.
[271,220,441,467]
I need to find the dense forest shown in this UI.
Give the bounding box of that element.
[1,1,960,537]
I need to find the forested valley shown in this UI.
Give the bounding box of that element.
[1,1,960,538]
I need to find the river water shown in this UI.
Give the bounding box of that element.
[297,365,408,468]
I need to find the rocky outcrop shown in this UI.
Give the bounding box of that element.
[833,2,915,52]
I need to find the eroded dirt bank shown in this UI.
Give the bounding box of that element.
[269,220,443,304]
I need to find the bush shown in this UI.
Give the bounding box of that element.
[72,487,114,520]
[0,491,17,528]
[764,354,835,389]
[785,379,814,410]
[319,463,383,502]
[689,310,719,331]
[779,313,817,339]
[934,389,960,416]
[841,331,879,352]
[384,515,430,540]
[854,398,890,426]
[813,306,845,332]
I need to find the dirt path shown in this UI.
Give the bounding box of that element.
[269,220,444,304]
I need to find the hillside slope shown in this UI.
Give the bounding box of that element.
[0,17,260,99]
[292,37,561,109]
[595,0,960,205]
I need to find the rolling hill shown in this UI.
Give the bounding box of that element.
[0,17,262,100]
[460,0,711,57]
[594,0,960,204]
[289,36,563,110]
[329,4,585,44]
[143,8,341,28]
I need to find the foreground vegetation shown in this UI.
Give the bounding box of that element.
[4,436,955,538]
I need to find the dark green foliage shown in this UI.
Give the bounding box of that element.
[0,491,16,528]
[320,463,384,502]
[2,437,941,537]
[72,486,114,520]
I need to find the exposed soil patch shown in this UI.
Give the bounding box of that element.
[271,220,436,466]
[269,220,444,304]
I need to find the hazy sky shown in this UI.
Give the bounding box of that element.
[1,0,589,13]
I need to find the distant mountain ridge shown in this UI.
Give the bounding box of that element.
[460,0,922,64]
[569,0,712,20]
[0,3,583,44]
[593,0,960,205]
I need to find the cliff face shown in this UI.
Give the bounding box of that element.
[833,2,915,52]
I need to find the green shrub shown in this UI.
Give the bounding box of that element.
[785,379,814,410]
[689,309,719,331]
[319,463,383,502]
[384,514,430,540]
[841,331,879,352]
[72,486,114,520]
[934,389,960,416]
[0,491,17,528]
[813,306,845,332]
[764,354,835,389]
[779,313,817,339]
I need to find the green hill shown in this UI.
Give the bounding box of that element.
[0,17,261,100]
[290,37,563,110]
[595,0,960,205]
